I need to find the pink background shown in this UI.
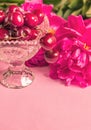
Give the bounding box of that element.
[0,66,91,130]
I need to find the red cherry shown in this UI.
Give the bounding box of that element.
[6,5,20,13]
[9,12,24,27]
[33,9,44,25]
[0,28,9,40]
[40,33,57,50]
[24,13,38,27]
[17,26,38,40]
[44,49,59,63]
[0,10,5,24]
[30,29,38,40]
[17,26,32,40]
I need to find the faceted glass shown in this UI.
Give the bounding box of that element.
[0,40,40,89]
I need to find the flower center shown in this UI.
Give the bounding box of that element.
[84,43,90,50]
[48,28,55,35]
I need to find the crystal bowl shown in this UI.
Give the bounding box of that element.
[0,15,50,89]
[0,40,40,89]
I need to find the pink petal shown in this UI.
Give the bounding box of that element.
[25,48,48,67]
[69,51,88,72]
[81,28,91,46]
[58,26,82,40]
[42,4,53,14]
[85,63,91,83]
[60,37,73,51]
[68,15,86,34]
[48,13,66,31]
[74,73,88,88]
[69,60,82,73]
[49,64,58,79]
[22,1,53,14]
[25,0,43,3]
[77,52,88,68]
[57,68,71,79]
[71,48,81,59]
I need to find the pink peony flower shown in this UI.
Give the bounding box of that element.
[22,0,53,14]
[50,15,91,87]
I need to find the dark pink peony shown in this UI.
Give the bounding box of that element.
[50,15,91,87]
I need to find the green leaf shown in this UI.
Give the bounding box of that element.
[63,8,72,19]
[0,0,24,4]
[72,8,82,15]
[43,0,61,6]
[68,0,83,10]
[86,6,91,17]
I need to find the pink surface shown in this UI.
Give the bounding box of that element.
[0,66,91,130]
